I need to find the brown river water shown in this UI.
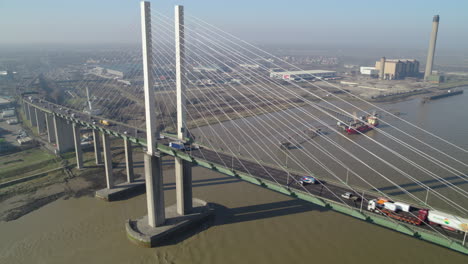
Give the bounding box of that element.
[1,88,468,263]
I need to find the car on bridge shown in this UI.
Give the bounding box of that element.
[341,192,360,201]
[298,176,317,186]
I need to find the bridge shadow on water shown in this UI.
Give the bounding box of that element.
[211,199,328,225]
[157,199,329,247]
[374,175,468,196]
[158,199,329,247]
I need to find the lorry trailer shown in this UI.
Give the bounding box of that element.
[428,210,468,232]
[367,198,468,232]
[367,199,428,225]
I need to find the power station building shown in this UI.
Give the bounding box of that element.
[270,70,336,81]
[375,58,420,80]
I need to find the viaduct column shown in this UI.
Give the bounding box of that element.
[35,108,46,133]
[53,115,74,153]
[72,123,83,169]
[124,139,135,183]
[141,1,165,227]
[24,102,30,120]
[93,129,103,165]
[29,105,37,126]
[175,5,193,215]
[102,133,114,189]
[45,113,56,143]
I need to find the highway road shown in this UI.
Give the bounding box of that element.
[24,95,465,242]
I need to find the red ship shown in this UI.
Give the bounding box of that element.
[337,112,379,135]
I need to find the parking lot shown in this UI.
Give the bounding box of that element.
[0,112,26,149]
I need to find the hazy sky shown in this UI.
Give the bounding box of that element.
[1,0,467,49]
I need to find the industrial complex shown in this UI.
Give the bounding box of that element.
[269,70,336,81]
[357,15,441,84]
[375,58,420,80]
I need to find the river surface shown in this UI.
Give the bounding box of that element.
[1,88,468,263]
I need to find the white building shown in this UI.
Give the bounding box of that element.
[270,70,336,81]
[2,109,15,118]
[360,67,378,76]
[106,69,124,78]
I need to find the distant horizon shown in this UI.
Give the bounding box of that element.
[1,0,468,51]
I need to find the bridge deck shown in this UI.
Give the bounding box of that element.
[23,96,467,252]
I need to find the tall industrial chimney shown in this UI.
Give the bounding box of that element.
[424,15,440,80]
[379,57,386,80]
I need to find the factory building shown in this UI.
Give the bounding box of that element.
[375,59,419,80]
[89,67,125,79]
[360,67,379,76]
[0,97,13,110]
[106,69,124,78]
[270,70,336,81]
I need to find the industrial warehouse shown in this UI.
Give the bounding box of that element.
[375,58,420,80]
[269,70,336,81]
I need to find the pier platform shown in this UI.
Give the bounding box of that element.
[125,199,215,247]
[95,178,146,201]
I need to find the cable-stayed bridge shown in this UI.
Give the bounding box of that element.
[20,1,468,253]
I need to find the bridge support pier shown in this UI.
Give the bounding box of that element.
[29,105,37,126]
[24,103,30,120]
[72,123,83,169]
[45,113,55,143]
[95,135,145,201]
[175,158,192,215]
[144,153,165,227]
[35,108,46,134]
[53,116,74,153]
[124,139,134,183]
[93,129,102,165]
[125,2,214,248]
[102,133,113,189]
[125,153,213,248]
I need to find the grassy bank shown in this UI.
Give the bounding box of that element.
[0,149,58,183]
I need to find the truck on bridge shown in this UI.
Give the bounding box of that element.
[367,198,468,232]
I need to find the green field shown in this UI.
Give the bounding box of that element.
[0,148,58,183]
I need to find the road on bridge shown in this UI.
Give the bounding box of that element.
[25,96,464,242]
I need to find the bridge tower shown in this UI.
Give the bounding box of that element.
[125,2,213,247]
[141,0,165,228]
[175,5,193,215]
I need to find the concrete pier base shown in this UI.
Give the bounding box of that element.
[125,198,214,248]
[144,153,165,227]
[95,177,145,201]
